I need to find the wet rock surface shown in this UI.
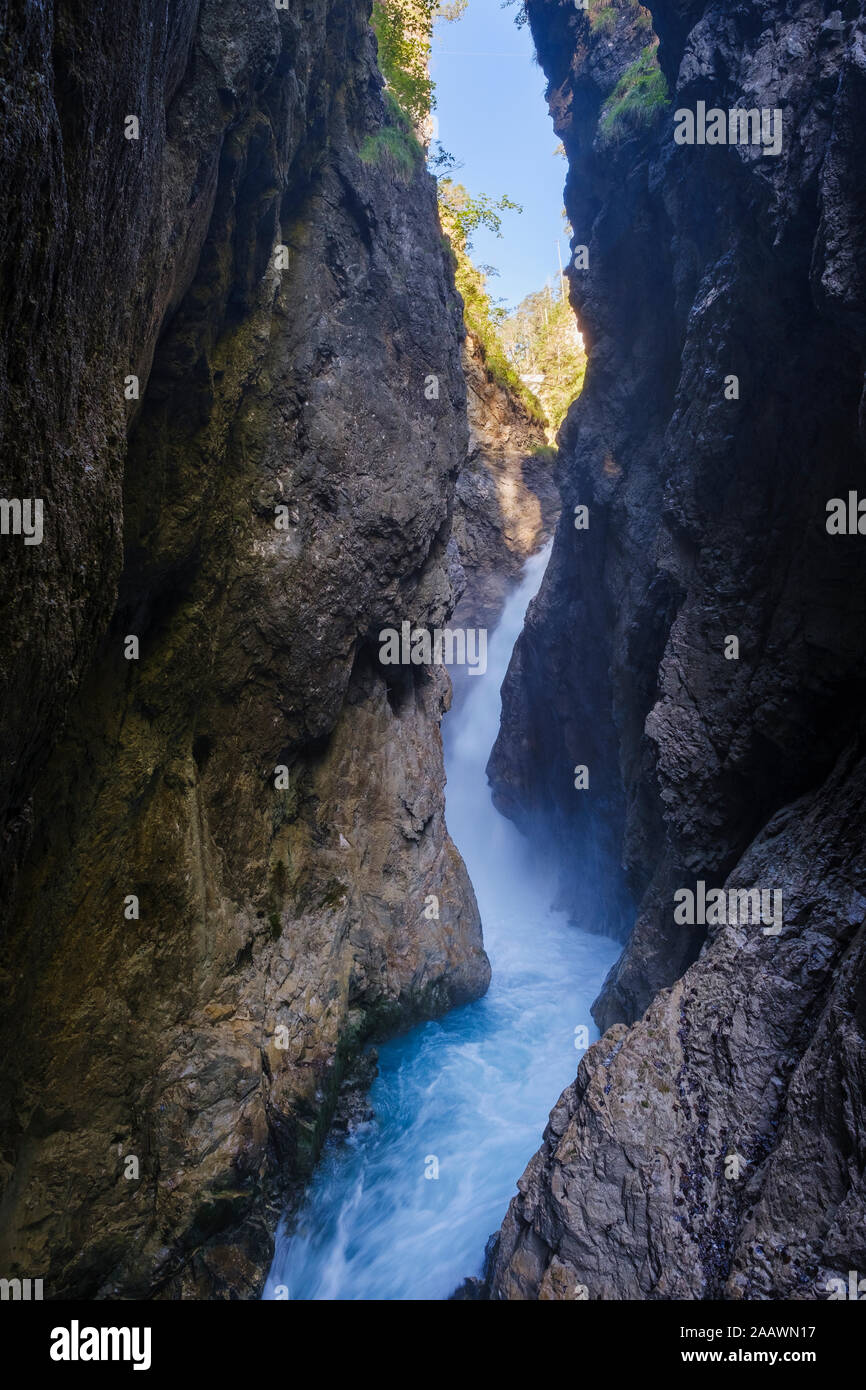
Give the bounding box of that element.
[484,0,866,1298]
[0,0,489,1298]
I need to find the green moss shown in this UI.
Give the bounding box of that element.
[271,770,300,834]
[591,5,618,34]
[598,44,670,146]
[266,858,289,938]
[529,444,558,464]
[359,93,422,182]
[588,0,652,35]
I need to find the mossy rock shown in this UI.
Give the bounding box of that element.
[598,44,670,147]
[359,95,421,183]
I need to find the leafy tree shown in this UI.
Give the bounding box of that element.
[372,3,562,429]
[500,282,587,431]
[371,1,466,128]
[370,0,437,127]
[437,181,544,421]
[437,179,522,250]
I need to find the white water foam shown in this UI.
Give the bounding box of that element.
[264,544,620,1299]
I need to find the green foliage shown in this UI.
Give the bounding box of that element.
[590,4,618,34]
[371,0,463,127]
[370,0,436,127]
[359,93,421,180]
[371,4,551,428]
[501,0,530,27]
[598,43,669,146]
[437,178,522,250]
[437,180,544,422]
[317,878,348,911]
[587,1,655,37]
[500,283,587,432]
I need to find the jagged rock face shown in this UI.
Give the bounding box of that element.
[0,0,268,891]
[0,0,489,1298]
[487,743,866,1298]
[450,333,558,636]
[484,0,866,1298]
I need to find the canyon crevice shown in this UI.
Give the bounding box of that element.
[482,0,866,1299]
[451,332,559,637]
[3,0,864,1307]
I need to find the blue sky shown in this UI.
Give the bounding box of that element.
[430,0,568,312]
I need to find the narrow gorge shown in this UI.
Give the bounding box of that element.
[482,0,866,1301]
[0,0,864,1328]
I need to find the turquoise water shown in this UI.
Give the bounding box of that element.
[263,547,620,1300]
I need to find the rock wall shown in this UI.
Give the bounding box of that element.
[484,0,866,1299]
[0,0,489,1298]
[450,333,558,637]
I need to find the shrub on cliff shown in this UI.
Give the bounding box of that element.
[360,92,422,181]
[588,0,654,37]
[590,4,618,35]
[598,43,670,146]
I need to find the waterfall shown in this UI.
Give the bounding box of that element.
[263,545,620,1300]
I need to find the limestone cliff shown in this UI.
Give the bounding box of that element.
[0,0,489,1298]
[484,0,866,1298]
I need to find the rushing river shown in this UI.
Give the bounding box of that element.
[263,545,620,1300]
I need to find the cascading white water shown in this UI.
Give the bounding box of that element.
[263,545,620,1300]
